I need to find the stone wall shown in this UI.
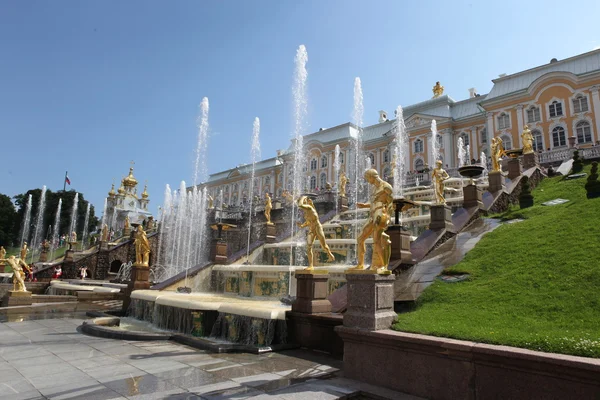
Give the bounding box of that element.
[337,327,600,400]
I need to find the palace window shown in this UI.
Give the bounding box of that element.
[526,106,541,123]
[368,153,375,165]
[460,132,470,146]
[310,158,317,171]
[549,101,563,118]
[321,155,328,168]
[481,128,487,144]
[437,134,443,148]
[414,139,424,153]
[573,95,589,113]
[320,173,327,189]
[339,152,344,164]
[415,158,424,172]
[233,183,238,192]
[532,130,544,152]
[552,126,567,147]
[383,149,390,163]
[576,121,592,143]
[497,113,510,129]
[501,135,512,150]
[310,176,317,190]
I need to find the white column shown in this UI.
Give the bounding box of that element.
[486,112,495,152]
[516,104,524,148]
[590,85,600,144]
[443,129,453,167]
[470,127,478,159]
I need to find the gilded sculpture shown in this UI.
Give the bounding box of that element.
[296,196,335,270]
[282,190,294,203]
[1,256,28,292]
[491,137,507,172]
[101,224,109,241]
[134,225,151,267]
[208,194,214,209]
[0,246,6,263]
[70,231,77,243]
[431,160,450,205]
[521,125,534,155]
[20,242,27,261]
[349,169,394,273]
[339,171,348,197]
[432,81,444,98]
[264,192,273,225]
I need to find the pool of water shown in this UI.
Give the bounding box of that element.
[116,317,172,333]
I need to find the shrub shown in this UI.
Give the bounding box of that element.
[571,150,584,174]
[519,176,534,208]
[585,161,600,199]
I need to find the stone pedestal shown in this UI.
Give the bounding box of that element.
[344,272,396,330]
[462,184,483,209]
[339,196,348,212]
[292,272,331,314]
[99,241,108,251]
[129,264,150,290]
[507,158,522,180]
[64,249,74,263]
[488,171,505,193]
[39,250,48,263]
[210,239,228,264]
[264,224,277,243]
[522,152,539,170]
[387,226,414,266]
[429,204,455,233]
[2,290,33,307]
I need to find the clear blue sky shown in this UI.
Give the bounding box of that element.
[2,0,599,216]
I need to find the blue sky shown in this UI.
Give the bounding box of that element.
[1,0,599,216]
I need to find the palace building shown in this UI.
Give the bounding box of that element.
[200,49,600,205]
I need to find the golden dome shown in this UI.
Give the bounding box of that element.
[141,184,149,199]
[118,181,126,195]
[108,184,116,197]
[122,167,138,187]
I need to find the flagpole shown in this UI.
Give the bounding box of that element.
[64,171,68,192]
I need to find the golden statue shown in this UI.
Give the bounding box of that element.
[491,137,507,172]
[349,169,394,273]
[339,171,348,197]
[432,81,444,98]
[70,231,77,243]
[134,225,150,267]
[297,196,335,270]
[2,256,28,292]
[431,160,450,205]
[521,125,534,155]
[264,192,273,225]
[124,215,130,236]
[282,190,294,203]
[146,216,154,231]
[0,246,5,266]
[208,194,214,209]
[101,224,109,241]
[20,242,27,260]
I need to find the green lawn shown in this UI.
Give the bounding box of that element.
[5,245,68,264]
[393,163,600,358]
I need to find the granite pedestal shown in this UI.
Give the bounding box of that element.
[99,241,108,251]
[462,184,483,209]
[507,157,522,180]
[129,264,150,290]
[343,272,396,331]
[522,152,539,169]
[210,239,228,264]
[388,226,414,266]
[2,290,33,307]
[64,249,74,263]
[292,272,331,314]
[429,204,455,232]
[488,171,505,193]
[39,250,48,262]
[339,196,348,212]
[264,224,277,243]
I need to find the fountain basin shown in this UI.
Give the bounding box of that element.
[458,165,485,185]
[505,149,523,159]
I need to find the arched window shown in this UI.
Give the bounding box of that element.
[233,183,238,192]
[549,101,563,118]
[576,121,592,144]
[573,95,589,113]
[321,156,328,168]
[414,139,424,153]
[339,152,344,164]
[460,132,470,146]
[437,135,443,148]
[501,135,512,150]
[532,130,544,152]
[265,176,271,186]
[481,128,487,144]
[527,106,541,123]
[310,176,317,190]
[310,159,317,171]
[415,158,424,172]
[497,113,510,129]
[320,173,327,189]
[368,153,375,165]
[383,149,390,163]
[552,126,566,147]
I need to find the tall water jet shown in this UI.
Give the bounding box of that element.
[457,137,466,168]
[30,185,47,262]
[155,184,173,281]
[430,120,440,165]
[100,198,107,231]
[333,144,341,215]
[50,199,62,261]
[81,203,91,250]
[290,44,308,264]
[193,97,210,187]
[351,77,365,241]
[69,193,79,241]
[392,106,408,197]
[19,194,33,250]
[481,151,488,177]
[218,189,224,222]
[110,207,118,236]
[246,117,261,262]
[466,144,471,165]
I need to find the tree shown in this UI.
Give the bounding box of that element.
[571,150,584,174]
[0,194,17,247]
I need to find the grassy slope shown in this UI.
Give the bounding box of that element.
[393,163,600,358]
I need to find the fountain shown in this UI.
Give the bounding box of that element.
[430,120,440,166]
[19,194,32,251]
[334,144,341,215]
[68,193,79,246]
[30,185,47,263]
[351,77,365,240]
[246,117,261,262]
[481,151,488,177]
[49,198,62,261]
[457,137,466,168]
[80,203,91,251]
[392,106,408,197]
[110,207,117,236]
[100,198,107,233]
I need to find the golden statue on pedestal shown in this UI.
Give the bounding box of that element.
[208,194,214,209]
[297,196,335,270]
[432,81,444,98]
[20,242,27,261]
[349,169,394,273]
[339,171,348,197]
[264,192,273,225]
[0,246,6,264]
[1,256,28,292]
[491,137,507,172]
[431,160,450,205]
[101,224,109,242]
[521,125,534,155]
[134,225,150,267]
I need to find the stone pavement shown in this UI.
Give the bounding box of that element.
[0,314,421,400]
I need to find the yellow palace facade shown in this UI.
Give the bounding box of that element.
[201,49,600,205]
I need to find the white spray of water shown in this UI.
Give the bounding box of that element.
[333,144,341,215]
[193,97,210,187]
[430,120,440,166]
[30,185,47,262]
[481,151,488,177]
[69,193,79,239]
[20,194,33,250]
[81,203,91,250]
[100,198,107,231]
[352,77,365,240]
[246,117,261,261]
[392,106,408,197]
[50,199,62,261]
[457,137,465,168]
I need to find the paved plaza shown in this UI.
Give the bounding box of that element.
[0,311,419,400]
